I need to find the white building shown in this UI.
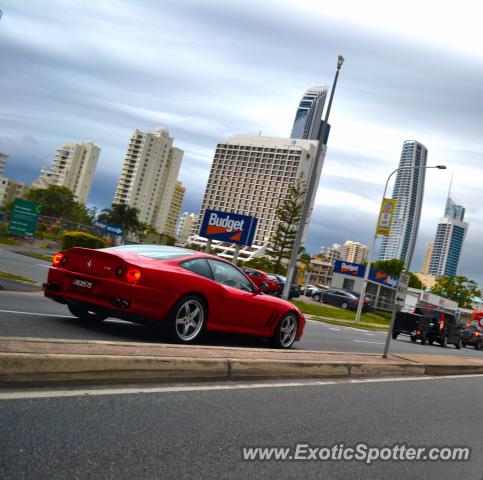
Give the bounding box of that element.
[0,177,30,208]
[113,128,183,234]
[0,152,8,176]
[177,212,198,242]
[379,140,428,268]
[320,243,341,262]
[32,141,100,204]
[194,135,319,248]
[341,240,368,264]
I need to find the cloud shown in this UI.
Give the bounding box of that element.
[1,0,482,284]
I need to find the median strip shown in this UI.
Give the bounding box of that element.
[1,337,482,387]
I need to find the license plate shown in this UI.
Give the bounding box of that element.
[72,278,94,289]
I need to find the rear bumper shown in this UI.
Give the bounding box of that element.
[44,267,177,324]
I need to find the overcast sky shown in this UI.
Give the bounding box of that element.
[1,0,482,284]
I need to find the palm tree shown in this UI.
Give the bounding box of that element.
[97,204,141,235]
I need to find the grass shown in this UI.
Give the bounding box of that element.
[0,234,20,246]
[0,271,38,284]
[16,251,53,262]
[310,317,388,331]
[291,299,391,326]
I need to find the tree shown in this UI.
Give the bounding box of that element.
[242,256,277,273]
[372,258,425,289]
[431,275,480,308]
[269,176,306,274]
[97,203,142,235]
[25,186,92,224]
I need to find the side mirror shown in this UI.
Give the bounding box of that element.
[259,282,269,293]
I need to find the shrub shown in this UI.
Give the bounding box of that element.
[62,231,106,250]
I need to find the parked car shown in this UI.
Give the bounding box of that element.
[241,267,280,295]
[393,306,462,348]
[303,285,318,296]
[43,245,305,348]
[269,274,301,299]
[319,288,370,312]
[311,288,327,303]
[461,324,483,350]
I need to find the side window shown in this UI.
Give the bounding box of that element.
[207,260,254,292]
[180,258,213,279]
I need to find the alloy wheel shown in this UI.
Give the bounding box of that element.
[175,299,204,341]
[279,313,297,348]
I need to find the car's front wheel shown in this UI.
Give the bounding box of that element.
[166,295,206,344]
[271,313,298,349]
[340,302,349,310]
[68,304,107,322]
[313,294,321,303]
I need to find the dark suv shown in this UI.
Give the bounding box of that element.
[461,324,483,350]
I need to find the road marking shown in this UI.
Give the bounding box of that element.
[329,327,340,331]
[36,263,50,268]
[353,340,385,345]
[1,374,482,400]
[0,309,73,318]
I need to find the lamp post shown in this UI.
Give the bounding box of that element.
[354,164,447,325]
[282,55,345,300]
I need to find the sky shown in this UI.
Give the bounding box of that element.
[1,0,482,284]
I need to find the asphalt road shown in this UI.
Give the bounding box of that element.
[2,290,483,358]
[0,247,52,283]
[1,376,482,479]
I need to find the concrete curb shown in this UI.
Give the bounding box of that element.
[2,352,477,387]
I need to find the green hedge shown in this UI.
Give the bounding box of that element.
[62,231,106,250]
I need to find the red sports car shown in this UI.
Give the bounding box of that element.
[43,245,305,348]
[241,267,280,294]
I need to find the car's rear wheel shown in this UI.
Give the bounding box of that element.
[271,313,298,349]
[341,302,349,310]
[392,331,398,340]
[475,340,482,351]
[68,304,107,322]
[313,294,321,303]
[410,335,417,342]
[455,338,462,349]
[440,336,448,348]
[166,295,206,344]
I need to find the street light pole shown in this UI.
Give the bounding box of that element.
[354,164,447,324]
[282,55,345,300]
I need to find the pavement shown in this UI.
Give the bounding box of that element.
[1,375,482,479]
[1,336,483,386]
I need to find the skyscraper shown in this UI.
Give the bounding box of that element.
[197,135,319,246]
[290,86,328,140]
[420,240,434,275]
[0,151,8,176]
[379,140,428,268]
[429,196,468,277]
[165,180,186,237]
[113,128,183,234]
[33,141,100,203]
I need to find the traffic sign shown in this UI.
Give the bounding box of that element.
[376,198,397,236]
[395,271,410,307]
[94,221,124,236]
[8,199,42,237]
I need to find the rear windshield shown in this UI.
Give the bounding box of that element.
[103,245,197,260]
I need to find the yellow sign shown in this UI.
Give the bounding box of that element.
[376,198,397,236]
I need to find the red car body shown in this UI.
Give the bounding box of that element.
[43,245,305,347]
[241,267,280,294]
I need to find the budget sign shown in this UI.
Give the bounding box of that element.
[199,210,258,246]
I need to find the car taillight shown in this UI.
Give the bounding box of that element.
[126,268,142,283]
[475,332,480,337]
[416,329,421,335]
[52,252,64,266]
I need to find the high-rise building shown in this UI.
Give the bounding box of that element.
[196,135,319,246]
[113,128,183,234]
[0,152,8,176]
[420,240,434,275]
[177,212,198,242]
[429,196,468,277]
[341,240,368,264]
[32,141,100,204]
[290,86,328,140]
[165,181,185,237]
[379,140,428,268]
[320,243,342,263]
[0,177,30,208]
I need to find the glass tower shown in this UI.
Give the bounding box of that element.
[379,140,428,268]
[429,197,468,277]
[290,86,328,140]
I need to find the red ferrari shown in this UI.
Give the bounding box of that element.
[43,245,305,348]
[241,267,280,294]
